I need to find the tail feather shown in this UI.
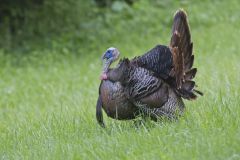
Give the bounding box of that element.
[193,89,204,96]
[185,68,197,80]
[178,89,197,100]
[182,80,195,91]
[185,55,194,70]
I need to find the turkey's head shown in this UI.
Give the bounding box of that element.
[100,47,120,80]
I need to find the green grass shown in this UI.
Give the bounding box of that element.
[0,0,240,159]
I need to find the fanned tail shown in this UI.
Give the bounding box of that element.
[170,9,203,100]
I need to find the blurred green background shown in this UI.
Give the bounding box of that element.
[0,0,239,159]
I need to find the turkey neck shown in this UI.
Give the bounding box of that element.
[106,65,131,85]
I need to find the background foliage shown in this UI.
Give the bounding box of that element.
[0,0,239,159]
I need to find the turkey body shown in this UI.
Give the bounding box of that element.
[97,66,185,126]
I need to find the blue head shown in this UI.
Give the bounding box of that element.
[101,47,120,73]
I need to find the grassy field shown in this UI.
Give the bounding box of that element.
[0,0,240,159]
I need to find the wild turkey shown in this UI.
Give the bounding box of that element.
[97,9,202,127]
